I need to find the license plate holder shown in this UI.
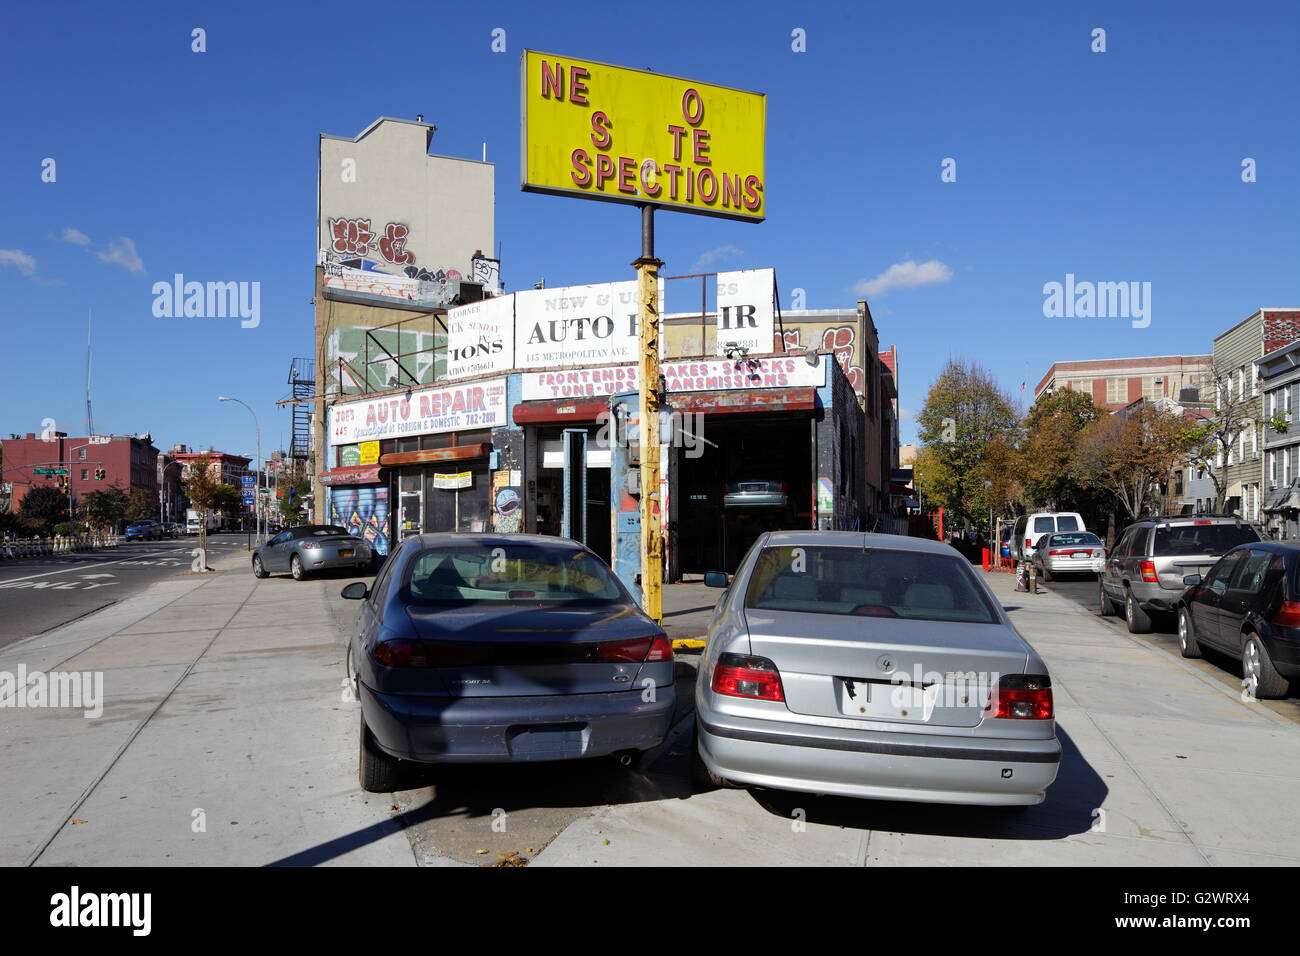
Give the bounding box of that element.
[838,678,933,721]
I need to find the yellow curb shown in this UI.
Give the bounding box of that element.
[671,638,707,649]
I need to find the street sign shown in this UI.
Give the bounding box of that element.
[520,51,766,222]
[34,468,68,476]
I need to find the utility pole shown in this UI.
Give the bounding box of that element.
[635,204,664,624]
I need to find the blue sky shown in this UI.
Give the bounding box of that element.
[1,0,1296,462]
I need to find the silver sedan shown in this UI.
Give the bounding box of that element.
[1031,531,1106,580]
[693,531,1061,806]
[252,525,373,580]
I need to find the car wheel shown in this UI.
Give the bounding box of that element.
[1243,634,1290,700]
[1099,578,1116,617]
[252,555,268,579]
[1177,607,1202,659]
[1125,590,1152,634]
[346,644,360,702]
[359,714,402,793]
[291,554,306,581]
[691,724,735,791]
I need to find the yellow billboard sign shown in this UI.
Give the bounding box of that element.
[521,51,766,222]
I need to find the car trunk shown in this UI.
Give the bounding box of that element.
[403,603,659,697]
[744,609,1029,728]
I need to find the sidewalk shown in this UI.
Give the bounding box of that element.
[659,580,718,645]
[0,546,414,867]
[532,568,1300,866]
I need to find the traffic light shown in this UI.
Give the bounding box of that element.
[95,467,105,480]
[59,476,69,494]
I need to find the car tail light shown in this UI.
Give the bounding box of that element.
[984,674,1053,719]
[373,639,434,668]
[595,637,653,662]
[1273,602,1300,627]
[1025,538,1032,548]
[712,653,784,702]
[1140,560,1159,582]
[645,635,674,662]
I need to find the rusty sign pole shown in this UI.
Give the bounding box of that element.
[635,204,664,623]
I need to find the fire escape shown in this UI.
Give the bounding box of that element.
[288,358,315,464]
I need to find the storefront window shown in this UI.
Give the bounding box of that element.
[425,464,490,533]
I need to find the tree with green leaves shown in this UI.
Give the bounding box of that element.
[83,484,129,533]
[125,487,157,523]
[19,485,66,531]
[914,359,1023,533]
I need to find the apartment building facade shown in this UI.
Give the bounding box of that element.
[1034,354,1213,411]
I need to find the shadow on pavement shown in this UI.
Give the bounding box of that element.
[738,724,1105,842]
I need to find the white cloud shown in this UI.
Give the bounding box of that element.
[898,407,914,422]
[0,248,38,276]
[693,244,744,270]
[92,236,145,274]
[853,259,953,298]
[62,227,92,245]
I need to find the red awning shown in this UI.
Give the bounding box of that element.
[379,443,492,466]
[512,397,611,424]
[319,464,384,486]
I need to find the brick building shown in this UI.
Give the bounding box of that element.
[1034,354,1213,411]
[3,430,160,518]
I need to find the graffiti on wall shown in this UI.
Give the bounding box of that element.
[330,486,390,557]
[327,325,442,397]
[774,327,865,395]
[322,216,462,307]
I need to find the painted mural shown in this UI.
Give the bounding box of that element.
[322,216,463,308]
[775,327,865,395]
[330,486,391,557]
[326,325,443,397]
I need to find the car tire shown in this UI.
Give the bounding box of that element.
[291,554,306,581]
[1177,607,1202,659]
[359,714,402,793]
[1243,634,1290,700]
[252,555,268,579]
[1041,563,1052,582]
[691,725,735,791]
[1125,590,1152,634]
[346,644,360,702]
[1099,578,1116,617]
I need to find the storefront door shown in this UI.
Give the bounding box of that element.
[398,471,423,540]
[425,462,490,533]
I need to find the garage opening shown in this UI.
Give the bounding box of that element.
[676,413,813,574]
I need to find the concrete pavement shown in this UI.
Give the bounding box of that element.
[0,544,414,867]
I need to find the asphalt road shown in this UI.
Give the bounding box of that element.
[320,568,702,867]
[0,533,257,649]
[1037,569,1300,722]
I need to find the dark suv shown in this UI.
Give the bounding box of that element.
[1100,515,1262,633]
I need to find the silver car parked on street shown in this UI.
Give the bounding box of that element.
[694,531,1061,806]
[252,524,373,580]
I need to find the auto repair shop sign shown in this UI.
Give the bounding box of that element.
[329,379,508,444]
[521,51,766,222]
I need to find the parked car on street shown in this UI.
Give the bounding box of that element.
[1031,530,1106,580]
[124,520,163,541]
[342,533,675,792]
[252,524,373,580]
[1177,541,1300,699]
[1100,514,1262,633]
[1011,512,1086,565]
[694,531,1061,806]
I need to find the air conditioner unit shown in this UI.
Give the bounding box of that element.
[448,280,485,305]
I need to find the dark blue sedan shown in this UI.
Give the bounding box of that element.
[342,533,675,792]
[1178,541,1300,699]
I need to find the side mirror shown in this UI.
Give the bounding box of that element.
[1182,574,1200,587]
[341,582,369,600]
[704,571,730,589]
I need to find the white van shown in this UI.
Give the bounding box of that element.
[1012,512,1086,563]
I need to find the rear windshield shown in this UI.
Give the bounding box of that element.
[1049,532,1101,547]
[402,544,627,606]
[1033,517,1055,534]
[1055,515,1080,532]
[1153,523,1260,556]
[302,526,351,537]
[744,546,1000,624]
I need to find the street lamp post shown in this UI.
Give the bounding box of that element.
[218,396,262,545]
